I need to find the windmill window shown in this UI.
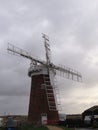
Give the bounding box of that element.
[41,84,46,89]
[41,113,47,116]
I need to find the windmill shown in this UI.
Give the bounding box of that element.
[7,34,82,125]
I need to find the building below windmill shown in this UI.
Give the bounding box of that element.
[82,105,98,126]
[1,105,98,127]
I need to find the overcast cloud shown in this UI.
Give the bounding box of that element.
[0,0,98,115]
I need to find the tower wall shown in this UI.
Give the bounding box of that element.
[28,65,59,125]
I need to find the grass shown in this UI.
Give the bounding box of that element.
[0,125,49,130]
[20,125,75,130]
[0,125,74,130]
[57,126,74,130]
[19,125,74,130]
[20,125,49,130]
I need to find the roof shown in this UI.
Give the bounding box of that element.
[83,106,98,113]
[5,117,17,127]
[66,114,82,120]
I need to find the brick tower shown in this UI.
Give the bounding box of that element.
[28,65,59,125]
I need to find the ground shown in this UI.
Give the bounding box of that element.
[46,125,64,130]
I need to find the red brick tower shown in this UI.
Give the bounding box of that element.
[28,65,59,125]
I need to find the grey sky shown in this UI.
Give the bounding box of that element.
[0,0,98,115]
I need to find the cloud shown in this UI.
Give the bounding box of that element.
[0,0,98,115]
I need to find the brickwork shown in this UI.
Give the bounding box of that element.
[28,74,59,125]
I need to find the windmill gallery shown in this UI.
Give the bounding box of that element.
[7,34,82,125]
